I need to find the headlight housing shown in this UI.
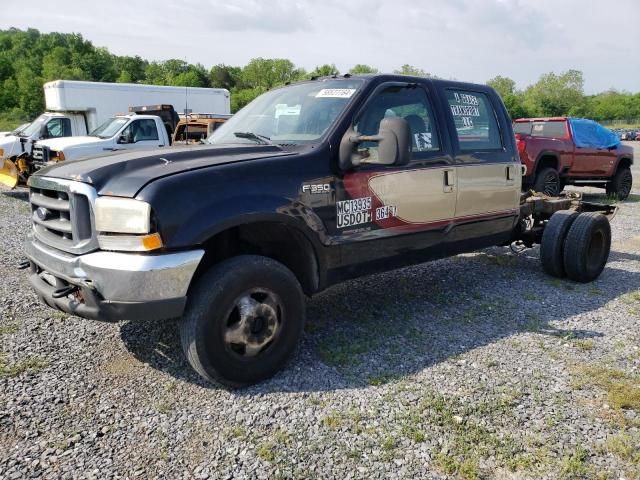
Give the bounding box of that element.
[95,197,162,252]
[95,197,151,234]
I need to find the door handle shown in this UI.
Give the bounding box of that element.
[506,165,516,181]
[443,169,455,193]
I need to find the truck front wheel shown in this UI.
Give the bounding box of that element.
[533,168,560,196]
[563,213,611,283]
[180,255,305,387]
[606,167,633,200]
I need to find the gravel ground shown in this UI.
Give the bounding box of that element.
[1,144,639,479]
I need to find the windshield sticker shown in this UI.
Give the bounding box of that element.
[316,88,356,99]
[337,196,371,228]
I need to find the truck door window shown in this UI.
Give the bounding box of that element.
[123,119,159,143]
[446,90,501,151]
[45,118,72,138]
[354,85,440,158]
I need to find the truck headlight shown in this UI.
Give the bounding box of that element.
[52,150,65,161]
[95,197,163,252]
[95,197,151,234]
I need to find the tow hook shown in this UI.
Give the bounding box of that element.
[52,285,79,299]
[17,259,30,270]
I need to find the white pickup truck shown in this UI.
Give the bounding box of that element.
[31,113,171,166]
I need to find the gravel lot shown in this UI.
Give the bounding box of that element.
[1,144,639,479]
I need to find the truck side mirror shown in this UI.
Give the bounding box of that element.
[117,133,129,144]
[40,125,49,140]
[339,117,411,170]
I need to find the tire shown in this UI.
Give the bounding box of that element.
[606,167,633,200]
[533,168,560,196]
[180,255,305,387]
[563,212,611,283]
[540,210,579,278]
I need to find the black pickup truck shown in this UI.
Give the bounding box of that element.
[23,74,615,386]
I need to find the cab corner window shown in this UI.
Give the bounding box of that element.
[354,85,440,157]
[447,90,501,151]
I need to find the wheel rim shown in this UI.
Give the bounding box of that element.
[223,289,282,358]
[543,173,559,196]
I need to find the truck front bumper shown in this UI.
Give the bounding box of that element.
[24,236,204,321]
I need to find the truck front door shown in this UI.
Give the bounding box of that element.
[118,119,164,150]
[332,82,456,267]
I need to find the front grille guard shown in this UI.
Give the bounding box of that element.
[28,176,99,255]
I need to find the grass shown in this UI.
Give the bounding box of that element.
[574,365,640,411]
[606,433,640,464]
[154,400,173,414]
[0,353,48,377]
[622,291,640,304]
[227,426,246,439]
[321,412,342,430]
[0,323,19,335]
[254,428,291,464]
[559,445,589,478]
[256,441,277,462]
[574,339,595,351]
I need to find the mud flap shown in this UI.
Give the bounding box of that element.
[0,158,19,189]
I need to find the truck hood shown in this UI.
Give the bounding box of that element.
[0,135,23,156]
[37,136,106,151]
[33,144,295,197]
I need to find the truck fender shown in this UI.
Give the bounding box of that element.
[533,151,560,175]
[165,194,327,252]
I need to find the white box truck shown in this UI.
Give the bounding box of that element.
[0,80,230,187]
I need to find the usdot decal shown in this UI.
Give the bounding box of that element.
[316,88,356,99]
[375,205,398,221]
[337,196,371,228]
[302,183,331,194]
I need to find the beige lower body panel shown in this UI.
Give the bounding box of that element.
[368,167,455,223]
[455,163,521,218]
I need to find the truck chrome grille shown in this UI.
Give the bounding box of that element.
[28,176,98,254]
[32,145,45,161]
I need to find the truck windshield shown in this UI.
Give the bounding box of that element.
[19,115,48,138]
[207,79,364,145]
[90,118,129,138]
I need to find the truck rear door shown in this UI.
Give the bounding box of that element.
[439,86,520,242]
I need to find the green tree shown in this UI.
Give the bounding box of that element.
[309,64,339,78]
[394,64,435,78]
[210,64,242,90]
[114,55,147,83]
[349,64,378,74]
[241,58,304,90]
[523,70,584,117]
[487,75,529,119]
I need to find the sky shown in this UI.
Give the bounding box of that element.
[2,0,639,94]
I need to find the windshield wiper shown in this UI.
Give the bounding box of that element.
[234,131,272,145]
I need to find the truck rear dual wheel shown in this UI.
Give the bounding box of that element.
[541,211,611,282]
[563,212,611,283]
[540,210,580,278]
[180,255,305,387]
[606,167,633,200]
